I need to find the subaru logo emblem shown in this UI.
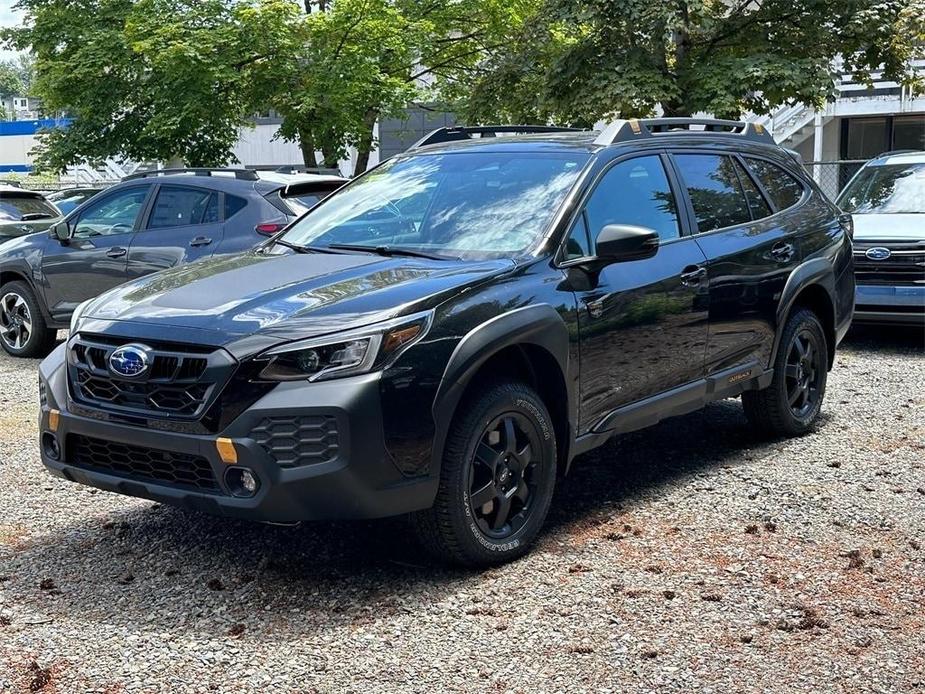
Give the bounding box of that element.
[865,247,891,261]
[109,343,151,379]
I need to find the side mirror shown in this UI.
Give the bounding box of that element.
[594,224,659,263]
[49,221,71,244]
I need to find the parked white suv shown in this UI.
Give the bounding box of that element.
[837,151,925,325]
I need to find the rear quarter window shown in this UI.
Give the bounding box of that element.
[745,158,805,211]
[225,194,248,219]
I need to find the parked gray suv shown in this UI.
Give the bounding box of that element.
[0,169,345,357]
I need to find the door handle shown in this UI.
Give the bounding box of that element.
[189,236,212,248]
[680,265,707,286]
[771,242,795,261]
[106,247,127,258]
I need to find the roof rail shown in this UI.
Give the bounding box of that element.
[122,167,259,181]
[410,125,585,150]
[272,165,343,176]
[593,118,775,146]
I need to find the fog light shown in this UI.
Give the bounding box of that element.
[225,467,259,498]
[42,433,61,461]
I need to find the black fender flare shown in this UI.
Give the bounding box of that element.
[430,304,572,470]
[770,257,836,368]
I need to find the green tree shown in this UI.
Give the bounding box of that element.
[460,0,925,124]
[4,0,266,170]
[251,0,515,173]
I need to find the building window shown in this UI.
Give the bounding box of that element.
[842,116,925,159]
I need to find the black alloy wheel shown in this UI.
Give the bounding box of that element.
[467,412,541,539]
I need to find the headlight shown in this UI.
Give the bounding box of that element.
[257,310,433,382]
[69,299,93,334]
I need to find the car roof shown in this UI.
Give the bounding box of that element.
[254,171,348,185]
[867,151,925,166]
[0,184,47,197]
[406,121,786,159]
[118,172,283,196]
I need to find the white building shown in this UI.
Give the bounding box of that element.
[751,58,925,198]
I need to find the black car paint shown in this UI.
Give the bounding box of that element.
[38,132,854,521]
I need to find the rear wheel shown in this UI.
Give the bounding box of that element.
[412,381,557,567]
[0,281,57,358]
[743,308,828,437]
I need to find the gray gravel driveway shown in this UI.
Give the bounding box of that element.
[1,326,923,693]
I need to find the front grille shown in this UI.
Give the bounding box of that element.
[249,415,339,468]
[853,241,925,287]
[67,334,235,419]
[67,434,221,493]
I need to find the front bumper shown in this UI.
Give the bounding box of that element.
[854,285,925,325]
[38,344,437,523]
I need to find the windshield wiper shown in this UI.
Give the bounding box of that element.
[326,244,458,260]
[21,213,55,221]
[272,239,341,255]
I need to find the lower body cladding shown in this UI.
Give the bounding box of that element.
[38,352,438,523]
[854,285,925,325]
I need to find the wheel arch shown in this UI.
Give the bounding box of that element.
[431,305,574,478]
[773,259,837,370]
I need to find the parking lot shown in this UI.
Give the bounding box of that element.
[0,327,922,692]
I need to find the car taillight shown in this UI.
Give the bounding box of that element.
[255,222,286,236]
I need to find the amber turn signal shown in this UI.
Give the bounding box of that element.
[215,437,238,465]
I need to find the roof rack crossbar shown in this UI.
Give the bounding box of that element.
[410,125,585,150]
[594,117,775,146]
[122,167,259,181]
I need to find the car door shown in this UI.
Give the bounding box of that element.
[669,151,801,374]
[126,184,224,280]
[41,185,152,321]
[564,153,710,429]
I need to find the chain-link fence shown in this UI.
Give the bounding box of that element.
[803,160,867,201]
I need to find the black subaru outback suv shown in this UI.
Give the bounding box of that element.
[38,119,854,566]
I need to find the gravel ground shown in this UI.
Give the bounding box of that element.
[1,326,923,693]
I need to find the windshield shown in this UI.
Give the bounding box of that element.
[838,162,925,214]
[0,194,59,221]
[279,152,588,258]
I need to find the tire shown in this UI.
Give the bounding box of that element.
[412,381,558,567]
[0,281,58,358]
[743,308,828,438]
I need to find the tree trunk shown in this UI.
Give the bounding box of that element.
[299,131,318,168]
[353,108,378,176]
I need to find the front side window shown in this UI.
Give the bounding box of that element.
[0,194,59,222]
[583,155,681,243]
[674,154,753,232]
[837,162,925,214]
[73,188,149,238]
[746,158,805,211]
[280,152,588,258]
[147,187,219,229]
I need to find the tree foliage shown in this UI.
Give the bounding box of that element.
[4,0,265,170]
[460,0,925,124]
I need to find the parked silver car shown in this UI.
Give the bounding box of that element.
[837,151,925,325]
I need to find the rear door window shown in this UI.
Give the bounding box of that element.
[673,154,752,232]
[745,158,805,210]
[733,159,772,219]
[147,187,219,229]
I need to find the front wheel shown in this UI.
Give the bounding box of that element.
[0,281,57,358]
[412,381,557,567]
[743,308,828,437]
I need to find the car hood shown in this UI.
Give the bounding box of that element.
[83,250,513,347]
[851,213,923,241]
